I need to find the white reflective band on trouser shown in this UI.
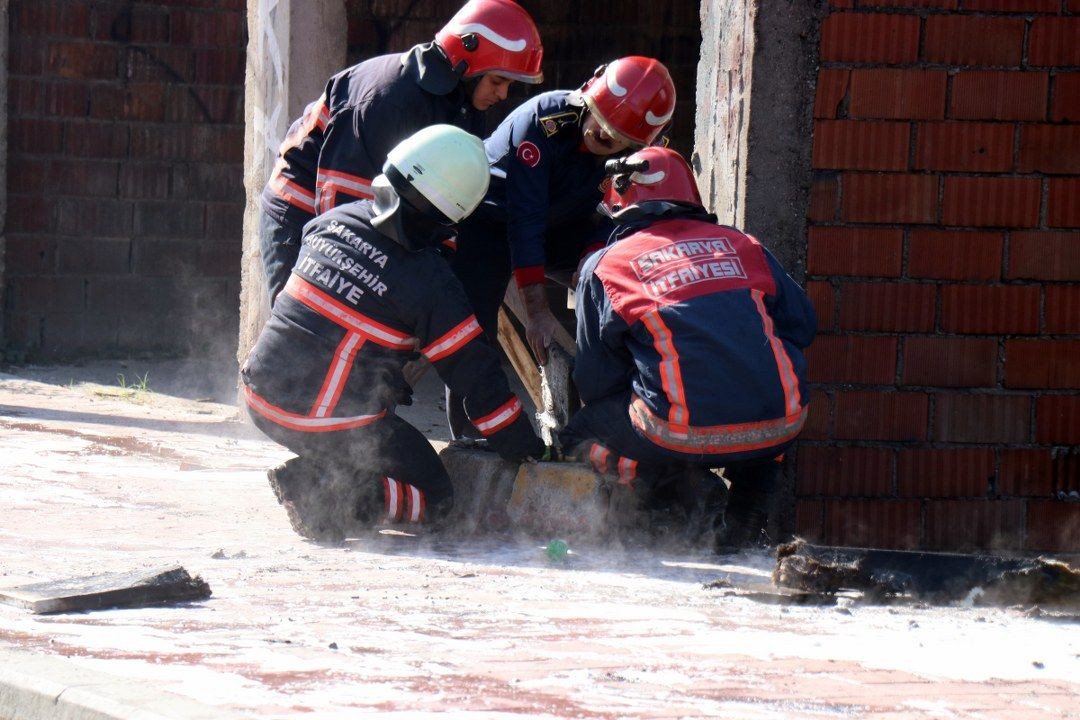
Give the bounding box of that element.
[383,477,424,523]
[473,397,522,436]
[384,477,404,522]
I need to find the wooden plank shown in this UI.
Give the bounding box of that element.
[497,307,543,409]
[0,566,212,614]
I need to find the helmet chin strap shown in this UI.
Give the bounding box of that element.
[370,175,455,252]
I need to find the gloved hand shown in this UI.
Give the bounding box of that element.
[521,284,558,366]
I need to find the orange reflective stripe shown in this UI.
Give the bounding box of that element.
[316,169,374,214]
[629,395,806,455]
[270,173,316,214]
[641,311,688,427]
[244,385,385,433]
[473,397,522,436]
[285,276,416,349]
[422,316,482,362]
[617,457,638,485]
[752,289,801,417]
[589,443,611,474]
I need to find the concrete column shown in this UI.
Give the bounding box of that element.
[0,0,8,349]
[237,0,346,363]
[692,0,824,540]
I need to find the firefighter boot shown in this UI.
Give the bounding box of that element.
[713,458,782,554]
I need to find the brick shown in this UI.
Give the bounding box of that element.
[1036,396,1080,444]
[1051,451,1080,497]
[133,202,206,238]
[807,177,839,222]
[861,0,957,6]
[1052,74,1080,123]
[46,42,118,80]
[1005,340,1080,389]
[950,72,1048,121]
[962,0,1058,10]
[806,281,836,330]
[1008,231,1080,281]
[794,500,825,541]
[166,85,244,124]
[120,46,195,82]
[933,394,1031,443]
[198,241,242,278]
[942,177,1040,228]
[822,500,921,550]
[9,37,44,76]
[173,164,244,202]
[56,238,131,275]
[820,13,919,64]
[835,391,928,441]
[807,335,898,384]
[1018,126,1080,175]
[172,10,244,47]
[9,118,65,155]
[9,78,44,115]
[924,500,1023,551]
[64,121,129,158]
[1025,501,1080,552]
[1048,178,1080,228]
[87,276,189,316]
[813,69,849,120]
[4,235,58,274]
[807,227,903,277]
[914,123,1013,173]
[839,282,937,332]
[908,230,1003,281]
[90,83,167,122]
[940,284,1039,334]
[6,277,86,314]
[206,204,243,239]
[923,16,1024,66]
[841,174,938,224]
[849,69,947,120]
[101,7,172,44]
[6,196,55,234]
[802,390,832,440]
[1000,449,1054,497]
[812,121,909,172]
[131,126,244,163]
[44,81,89,117]
[54,198,133,237]
[14,3,89,38]
[1046,286,1080,333]
[119,164,172,200]
[47,159,119,198]
[1029,18,1080,67]
[898,448,994,498]
[131,240,200,276]
[193,49,246,85]
[797,446,893,497]
[8,158,47,195]
[902,337,998,387]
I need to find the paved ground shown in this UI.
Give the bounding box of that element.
[0,361,1078,719]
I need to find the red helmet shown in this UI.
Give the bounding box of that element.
[601,146,704,219]
[435,0,543,84]
[580,57,676,147]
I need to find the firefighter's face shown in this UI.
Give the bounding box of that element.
[581,114,631,156]
[471,74,513,110]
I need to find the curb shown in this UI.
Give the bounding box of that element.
[0,647,250,720]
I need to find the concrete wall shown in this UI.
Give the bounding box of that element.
[0,0,7,354]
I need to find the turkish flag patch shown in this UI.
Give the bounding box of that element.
[517,140,541,167]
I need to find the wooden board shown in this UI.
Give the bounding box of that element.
[0,565,212,614]
[496,307,543,409]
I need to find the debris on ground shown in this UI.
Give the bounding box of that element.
[0,565,211,614]
[774,539,1080,607]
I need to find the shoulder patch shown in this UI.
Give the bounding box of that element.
[538,110,581,138]
[517,141,541,167]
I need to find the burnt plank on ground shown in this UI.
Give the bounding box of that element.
[0,565,211,614]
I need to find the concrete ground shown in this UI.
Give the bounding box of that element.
[0,360,1078,719]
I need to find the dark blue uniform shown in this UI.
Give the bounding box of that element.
[449,91,612,338]
[243,201,541,525]
[259,44,483,305]
[560,215,816,494]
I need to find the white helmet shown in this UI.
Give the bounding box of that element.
[382,124,490,223]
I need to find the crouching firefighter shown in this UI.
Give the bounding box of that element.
[241,125,543,542]
[558,147,817,552]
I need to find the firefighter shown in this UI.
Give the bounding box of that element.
[446,56,676,436]
[259,0,544,306]
[558,146,817,551]
[242,125,544,542]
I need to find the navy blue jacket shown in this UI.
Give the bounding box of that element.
[241,201,540,459]
[573,215,816,457]
[260,44,483,229]
[479,90,610,287]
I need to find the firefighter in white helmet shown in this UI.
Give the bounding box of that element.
[242,125,543,542]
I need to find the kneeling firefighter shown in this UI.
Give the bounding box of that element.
[559,146,817,551]
[242,125,543,541]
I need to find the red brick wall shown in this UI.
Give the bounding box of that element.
[5,1,246,359]
[344,0,701,157]
[800,0,1080,552]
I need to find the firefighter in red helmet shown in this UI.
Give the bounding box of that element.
[259,0,544,307]
[559,147,817,552]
